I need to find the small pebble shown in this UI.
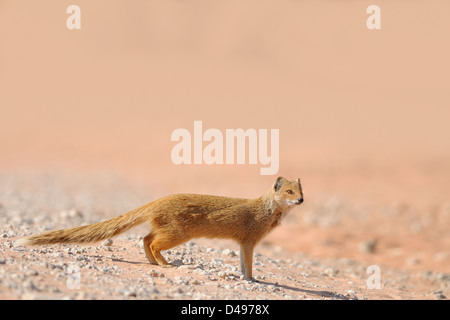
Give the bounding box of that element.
[102,239,113,246]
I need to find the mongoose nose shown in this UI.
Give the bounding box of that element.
[298,198,304,204]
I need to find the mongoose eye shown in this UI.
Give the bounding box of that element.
[286,190,293,195]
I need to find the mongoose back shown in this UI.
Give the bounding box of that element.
[17,176,304,280]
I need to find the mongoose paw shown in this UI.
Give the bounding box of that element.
[160,264,175,268]
[244,276,258,282]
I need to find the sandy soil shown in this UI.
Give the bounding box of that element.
[0,171,448,300]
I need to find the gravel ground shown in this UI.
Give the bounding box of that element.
[0,171,448,300]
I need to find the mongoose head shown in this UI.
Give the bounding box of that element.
[271,176,304,208]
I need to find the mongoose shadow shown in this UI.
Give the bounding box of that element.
[17,176,304,281]
[256,280,351,300]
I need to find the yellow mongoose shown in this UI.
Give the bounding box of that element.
[17,176,303,280]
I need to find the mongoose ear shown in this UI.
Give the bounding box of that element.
[297,178,302,190]
[273,176,284,192]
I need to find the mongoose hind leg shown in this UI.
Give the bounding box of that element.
[150,234,187,267]
[143,232,157,265]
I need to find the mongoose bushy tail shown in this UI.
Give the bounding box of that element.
[17,204,149,246]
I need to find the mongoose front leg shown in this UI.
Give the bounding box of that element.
[240,243,255,281]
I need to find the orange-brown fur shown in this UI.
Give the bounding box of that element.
[17,176,303,280]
